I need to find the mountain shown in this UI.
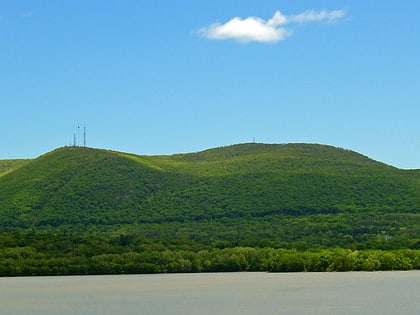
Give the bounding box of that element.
[0,143,419,250]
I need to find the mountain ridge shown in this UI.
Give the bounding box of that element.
[0,142,401,171]
[0,142,419,250]
[0,142,419,276]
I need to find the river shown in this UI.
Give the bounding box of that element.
[0,271,419,314]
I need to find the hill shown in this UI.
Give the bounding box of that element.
[0,143,420,241]
[0,143,419,275]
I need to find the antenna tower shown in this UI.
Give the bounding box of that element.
[83,125,86,147]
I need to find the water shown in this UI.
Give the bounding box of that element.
[0,271,419,315]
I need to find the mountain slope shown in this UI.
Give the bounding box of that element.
[0,143,419,249]
[128,143,393,176]
[0,159,29,177]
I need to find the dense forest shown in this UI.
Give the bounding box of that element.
[0,143,419,275]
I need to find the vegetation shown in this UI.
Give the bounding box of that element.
[0,159,29,177]
[0,232,419,276]
[0,143,419,275]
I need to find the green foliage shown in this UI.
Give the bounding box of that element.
[0,143,419,275]
[0,159,29,177]
[0,232,419,276]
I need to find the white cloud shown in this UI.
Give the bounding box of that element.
[198,9,346,43]
[267,11,288,27]
[290,9,346,24]
[200,15,290,43]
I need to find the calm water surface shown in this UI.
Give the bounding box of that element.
[0,271,419,315]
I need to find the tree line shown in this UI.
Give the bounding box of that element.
[1,244,419,276]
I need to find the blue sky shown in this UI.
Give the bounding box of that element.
[1,1,419,168]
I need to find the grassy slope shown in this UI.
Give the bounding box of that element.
[0,159,30,177]
[0,143,419,249]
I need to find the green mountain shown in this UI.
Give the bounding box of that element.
[1,143,420,275]
[0,143,419,249]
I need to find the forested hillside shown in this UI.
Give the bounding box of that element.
[0,143,419,275]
